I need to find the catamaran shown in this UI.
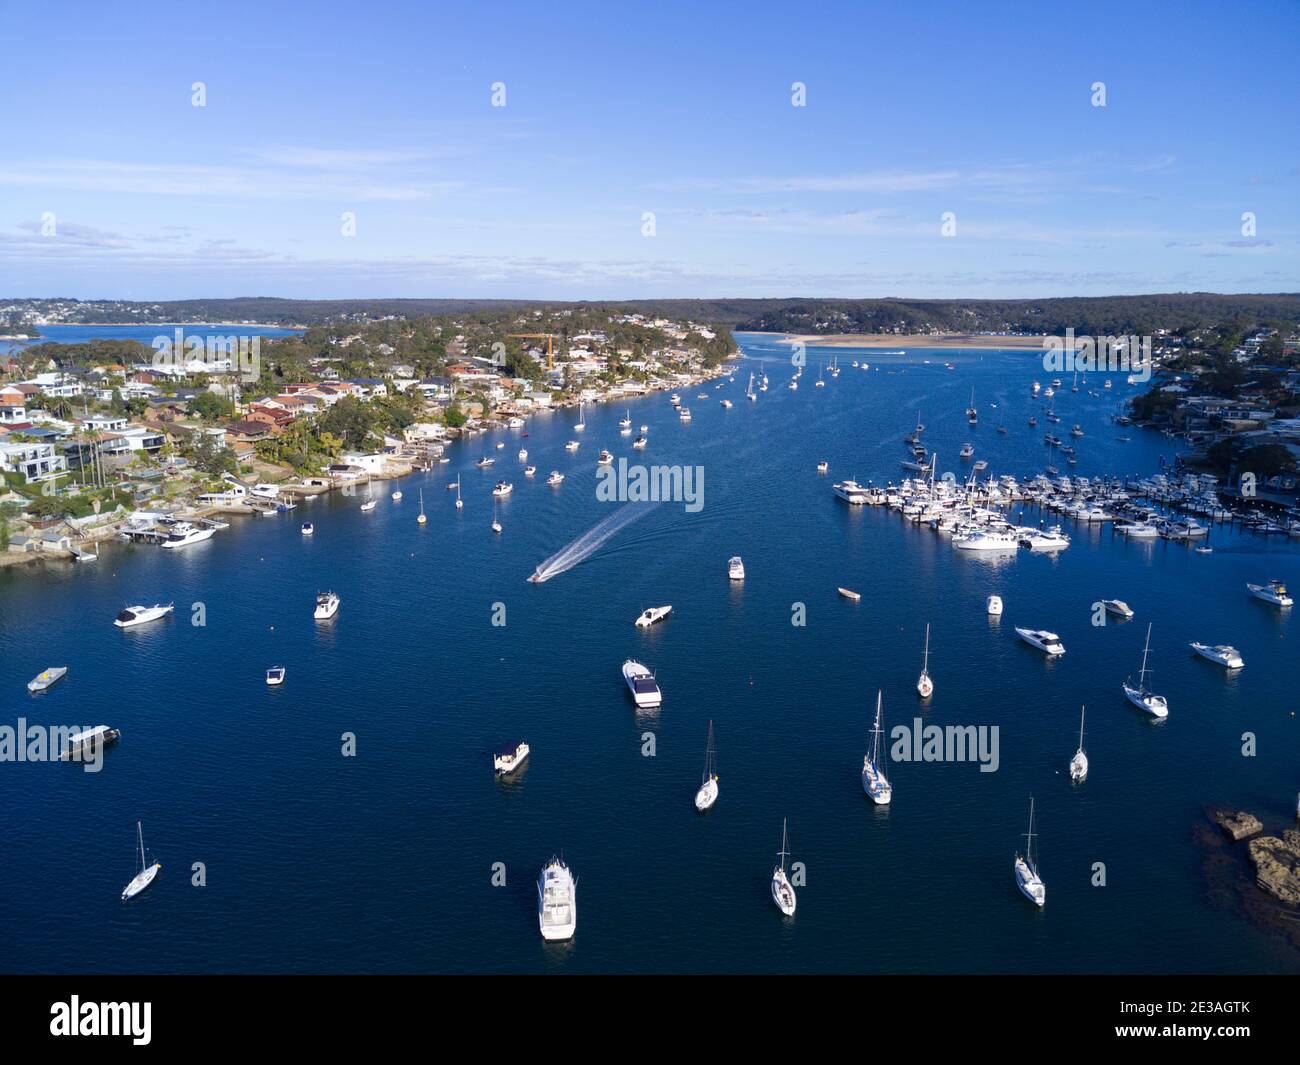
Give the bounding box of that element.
[1069,707,1088,783]
[862,691,893,805]
[771,818,797,916]
[121,821,161,901]
[1123,623,1169,718]
[1014,798,1045,907]
[916,623,934,698]
[694,720,719,811]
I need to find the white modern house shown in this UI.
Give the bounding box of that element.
[0,440,68,483]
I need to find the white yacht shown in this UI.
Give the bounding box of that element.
[632,435,648,449]
[728,556,745,580]
[27,666,68,693]
[360,497,377,512]
[114,603,174,629]
[816,461,829,474]
[720,398,733,408]
[771,819,797,916]
[1069,707,1088,783]
[537,857,577,940]
[494,741,529,776]
[694,720,719,811]
[524,465,536,477]
[959,443,974,459]
[1016,627,1065,656]
[159,521,215,549]
[301,521,314,535]
[564,440,580,452]
[987,595,1004,616]
[391,490,402,501]
[121,821,161,901]
[1123,624,1169,717]
[1247,579,1292,607]
[1101,599,1134,619]
[832,479,870,504]
[622,659,662,708]
[1018,527,1070,551]
[635,605,673,628]
[547,471,564,486]
[477,456,496,467]
[1190,642,1244,670]
[517,448,528,462]
[916,624,934,698]
[678,407,692,422]
[953,528,1020,552]
[1014,797,1045,907]
[314,591,341,621]
[492,481,513,497]
[596,450,614,466]
[265,666,286,687]
[862,691,893,805]
[1120,521,1159,539]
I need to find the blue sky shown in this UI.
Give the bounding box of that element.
[0,0,1296,300]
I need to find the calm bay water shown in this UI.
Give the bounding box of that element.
[2,335,1297,973]
[0,322,302,357]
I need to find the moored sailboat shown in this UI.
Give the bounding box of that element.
[916,623,934,698]
[694,720,719,811]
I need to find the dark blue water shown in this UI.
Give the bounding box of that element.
[2,336,1297,973]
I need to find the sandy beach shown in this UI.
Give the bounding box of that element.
[748,331,1055,350]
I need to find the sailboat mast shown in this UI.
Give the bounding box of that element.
[1140,623,1153,687]
[137,821,145,870]
[922,624,930,671]
[871,690,883,763]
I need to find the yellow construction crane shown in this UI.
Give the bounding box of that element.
[507,333,558,370]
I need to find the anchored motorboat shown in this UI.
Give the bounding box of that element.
[1247,579,1292,607]
[622,659,662,708]
[265,666,286,687]
[1016,627,1065,656]
[494,741,530,777]
[537,857,577,940]
[27,666,68,693]
[728,556,745,580]
[1101,599,1134,619]
[1190,642,1244,670]
[114,603,174,629]
[314,591,341,621]
[635,605,673,628]
[547,471,564,486]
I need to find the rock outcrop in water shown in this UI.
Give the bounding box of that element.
[1249,830,1300,906]
[1212,809,1263,841]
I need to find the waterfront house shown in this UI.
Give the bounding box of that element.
[0,439,68,483]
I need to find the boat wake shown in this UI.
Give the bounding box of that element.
[529,502,659,583]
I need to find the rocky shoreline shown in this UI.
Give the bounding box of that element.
[1203,806,1300,949]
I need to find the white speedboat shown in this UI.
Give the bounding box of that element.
[987,595,1003,616]
[678,407,692,422]
[314,591,341,620]
[27,666,68,693]
[1120,522,1159,539]
[596,450,614,466]
[301,522,314,535]
[728,556,745,580]
[720,398,733,408]
[121,821,161,901]
[632,435,647,449]
[114,603,174,629]
[816,461,828,474]
[160,521,215,549]
[832,479,870,504]
[916,624,933,698]
[694,720,719,811]
[1123,623,1169,717]
[771,819,797,916]
[1101,598,1134,619]
[476,456,495,468]
[494,741,529,776]
[547,471,564,486]
[265,666,286,687]
[492,481,513,497]
[564,440,580,452]
[537,857,577,940]
[1190,642,1244,670]
[517,448,528,462]
[862,691,893,805]
[1014,798,1045,907]
[1247,580,1292,607]
[959,443,974,459]
[1069,707,1088,783]
[524,465,536,477]
[1016,627,1065,656]
[635,605,673,628]
[622,659,662,708]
